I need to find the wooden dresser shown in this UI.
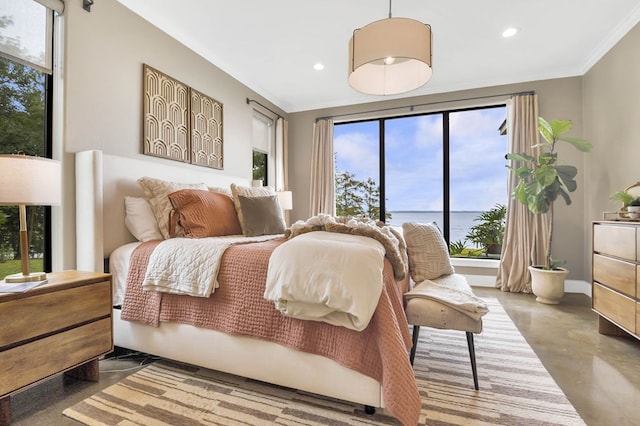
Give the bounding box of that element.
[592,221,639,339]
[0,270,113,425]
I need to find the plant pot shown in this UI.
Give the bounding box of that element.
[529,265,568,304]
[486,243,502,255]
[627,205,640,219]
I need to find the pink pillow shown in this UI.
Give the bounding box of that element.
[168,189,242,238]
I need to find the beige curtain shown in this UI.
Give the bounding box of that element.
[275,117,290,223]
[496,94,549,293]
[275,117,288,191]
[310,118,335,216]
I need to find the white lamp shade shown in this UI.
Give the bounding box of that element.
[349,17,432,95]
[0,155,61,205]
[276,190,293,211]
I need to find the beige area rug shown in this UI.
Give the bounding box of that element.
[64,298,585,425]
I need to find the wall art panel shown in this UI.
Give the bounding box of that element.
[143,65,190,163]
[191,88,224,169]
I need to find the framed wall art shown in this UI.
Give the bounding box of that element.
[142,65,190,163]
[191,88,223,169]
[142,64,224,169]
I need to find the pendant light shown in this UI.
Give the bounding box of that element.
[348,0,432,95]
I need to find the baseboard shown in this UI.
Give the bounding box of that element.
[565,279,592,297]
[463,273,592,297]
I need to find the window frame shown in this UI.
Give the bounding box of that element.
[334,103,506,248]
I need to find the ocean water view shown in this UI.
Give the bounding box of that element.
[387,211,482,244]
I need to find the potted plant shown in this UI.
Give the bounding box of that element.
[465,204,506,256]
[610,184,640,219]
[506,117,592,303]
[627,198,640,219]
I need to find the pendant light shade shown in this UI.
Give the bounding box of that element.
[348,17,432,95]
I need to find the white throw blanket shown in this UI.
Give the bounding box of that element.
[142,234,281,297]
[405,278,489,321]
[264,231,385,331]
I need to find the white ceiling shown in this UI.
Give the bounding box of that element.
[117,0,640,113]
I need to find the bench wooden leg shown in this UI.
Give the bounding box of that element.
[409,325,420,365]
[466,331,479,390]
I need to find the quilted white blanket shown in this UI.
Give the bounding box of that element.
[142,234,281,297]
[264,231,385,331]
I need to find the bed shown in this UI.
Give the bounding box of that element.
[74,150,420,425]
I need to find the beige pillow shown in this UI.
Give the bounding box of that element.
[168,189,242,238]
[230,183,276,235]
[236,194,286,236]
[402,222,454,282]
[138,177,208,239]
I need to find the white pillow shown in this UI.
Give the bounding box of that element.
[402,222,454,281]
[138,177,208,239]
[124,196,163,242]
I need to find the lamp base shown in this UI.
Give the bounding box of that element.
[4,271,47,283]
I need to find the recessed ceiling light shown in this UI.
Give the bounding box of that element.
[313,63,324,71]
[502,27,519,38]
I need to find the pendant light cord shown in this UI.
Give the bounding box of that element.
[388,0,392,18]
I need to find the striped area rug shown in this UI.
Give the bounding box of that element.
[63,298,585,425]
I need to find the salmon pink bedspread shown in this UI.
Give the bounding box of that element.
[121,237,420,425]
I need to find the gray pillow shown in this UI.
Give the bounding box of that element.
[237,194,286,236]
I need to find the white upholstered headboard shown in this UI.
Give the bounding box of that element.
[75,150,250,272]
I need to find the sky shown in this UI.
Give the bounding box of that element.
[334,106,508,212]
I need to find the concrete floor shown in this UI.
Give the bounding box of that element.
[6,288,640,425]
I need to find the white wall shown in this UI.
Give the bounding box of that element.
[288,78,589,285]
[583,21,640,271]
[58,1,285,269]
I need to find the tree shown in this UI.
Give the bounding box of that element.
[335,169,391,221]
[0,55,47,259]
[335,170,365,216]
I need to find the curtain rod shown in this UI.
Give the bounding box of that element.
[246,98,283,119]
[315,90,535,122]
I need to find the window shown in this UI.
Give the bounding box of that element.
[0,1,55,279]
[334,105,507,258]
[252,150,268,185]
[251,110,274,186]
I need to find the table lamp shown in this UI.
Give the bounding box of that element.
[0,153,61,283]
[276,190,293,211]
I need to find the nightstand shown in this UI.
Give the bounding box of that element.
[0,270,113,425]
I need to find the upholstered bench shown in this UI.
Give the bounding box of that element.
[400,222,488,391]
[405,273,484,390]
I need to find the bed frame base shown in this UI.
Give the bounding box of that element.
[113,309,385,409]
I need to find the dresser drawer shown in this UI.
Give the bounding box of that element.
[593,284,636,333]
[0,318,112,397]
[0,280,111,348]
[593,254,636,297]
[593,224,636,260]
[637,302,640,337]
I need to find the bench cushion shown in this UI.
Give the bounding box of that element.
[405,274,483,333]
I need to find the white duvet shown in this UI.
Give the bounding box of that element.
[264,231,385,331]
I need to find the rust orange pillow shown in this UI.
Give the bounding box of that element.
[168,189,242,238]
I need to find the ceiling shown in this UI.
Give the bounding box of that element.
[117,0,640,113]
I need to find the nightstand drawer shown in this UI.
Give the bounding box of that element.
[593,284,636,332]
[0,318,112,397]
[0,280,111,348]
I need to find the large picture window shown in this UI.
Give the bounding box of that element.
[334,105,507,258]
[0,1,55,279]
